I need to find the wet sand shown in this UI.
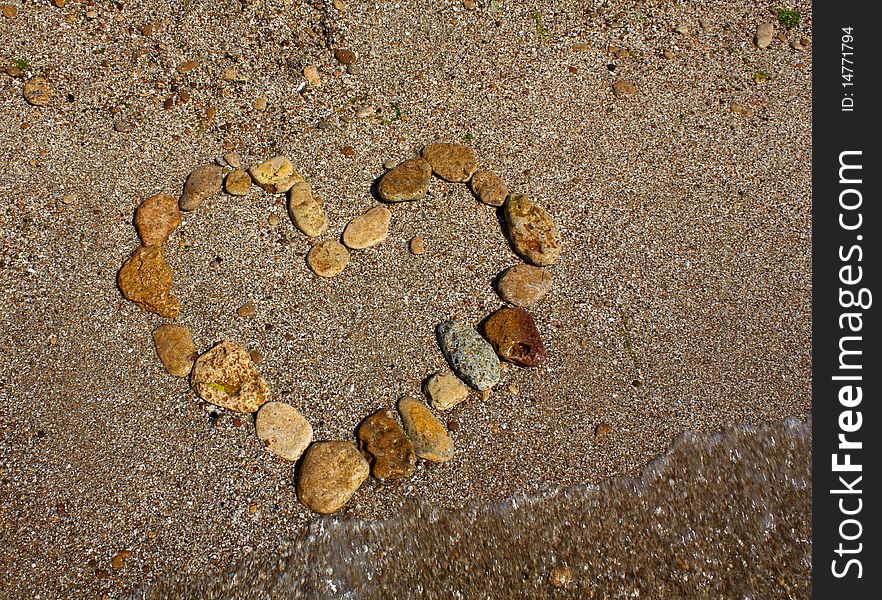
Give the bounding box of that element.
[0,0,811,597]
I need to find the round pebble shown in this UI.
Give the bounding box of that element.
[297,441,369,514]
[306,240,350,277]
[151,324,197,377]
[424,371,469,411]
[436,320,500,391]
[482,306,548,367]
[288,182,328,238]
[378,158,432,202]
[23,77,51,107]
[409,236,425,255]
[397,396,454,463]
[190,340,270,413]
[469,170,509,207]
[756,22,775,48]
[496,263,553,307]
[179,164,223,211]
[249,156,303,194]
[342,205,391,249]
[224,170,252,196]
[421,142,478,182]
[503,194,561,266]
[255,402,313,462]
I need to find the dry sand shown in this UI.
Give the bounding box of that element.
[0,0,811,597]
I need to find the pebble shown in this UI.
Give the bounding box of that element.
[151,324,197,377]
[503,194,561,266]
[190,340,270,413]
[612,79,637,97]
[114,119,134,133]
[252,97,268,111]
[674,23,690,35]
[179,164,223,211]
[303,65,322,87]
[469,170,509,207]
[224,169,252,196]
[177,59,200,74]
[117,246,180,318]
[594,422,613,437]
[548,566,574,589]
[346,64,361,75]
[236,301,257,318]
[436,320,500,391]
[731,102,753,117]
[23,77,51,107]
[482,306,548,367]
[378,158,432,202]
[421,143,478,182]
[223,152,243,169]
[255,402,313,462]
[135,193,181,247]
[354,106,374,119]
[287,181,328,238]
[496,263,553,307]
[306,240,350,277]
[2,4,18,18]
[333,0,347,10]
[424,371,469,411]
[409,236,425,255]
[397,396,454,463]
[297,441,369,514]
[333,48,357,65]
[249,156,303,194]
[267,214,280,227]
[342,205,391,249]
[357,408,416,479]
[222,67,245,82]
[756,22,775,48]
[249,349,263,364]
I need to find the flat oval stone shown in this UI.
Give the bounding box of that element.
[249,156,304,194]
[378,158,432,202]
[190,340,270,413]
[224,170,252,196]
[482,306,548,367]
[255,402,313,462]
[342,205,391,249]
[23,76,51,107]
[179,164,223,211]
[421,143,478,182]
[306,240,350,278]
[436,320,500,391]
[297,441,370,514]
[503,194,561,266]
[397,396,454,463]
[357,408,416,479]
[135,193,181,247]
[469,170,509,207]
[496,263,553,307]
[151,324,197,377]
[287,182,328,237]
[118,246,180,318]
[424,371,469,411]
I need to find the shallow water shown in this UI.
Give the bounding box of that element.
[134,417,811,599]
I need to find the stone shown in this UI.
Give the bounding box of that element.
[135,193,181,247]
[252,97,267,111]
[436,320,500,391]
[190,340,270,413]
[151,324,197,377]
[674,23,690,35]
[482,306,548,367]
[612,79,637,97]
[287,182,328,238]
[496,263,553,307]
[303,65,321,87]
[118,246,180,318]
[255,402,313,462]
[179,164,223,211]
[306,240,350,278]
[23,77,51,107]
[223,152,243,169]
[503,194,561,266]
[224,169,252,196]
[342,205,391,249]
[333,48,357,65]
[424,371,469,411]
[378,158,432,202]
[755,22,775,48]
[420,143,478,182]
[249,156,303,194]
[409,236,425,255]
[357,408,416,479]
[236,301,257,318]
[177,59,200,73]
[2,4,19,17]
[548,566,575,589]
[114,119,134,133]
[595,422,613,437]
[469,170,509,207]
[397,396,454,463]
[297,441,369,514]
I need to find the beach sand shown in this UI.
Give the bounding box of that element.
[0,0,811,597]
